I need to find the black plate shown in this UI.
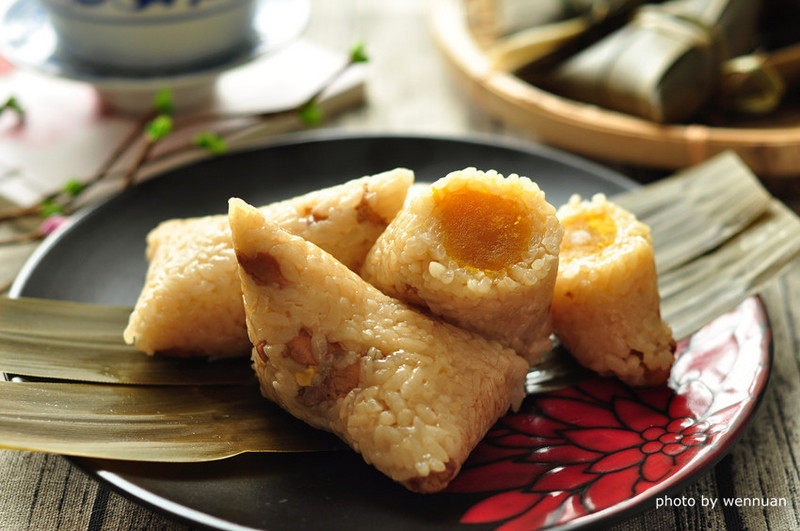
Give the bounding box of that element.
[10,133,635,530]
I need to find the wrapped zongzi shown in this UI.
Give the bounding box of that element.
[546,0,761,122]
[124,169,413,358]
[229,198,529,493]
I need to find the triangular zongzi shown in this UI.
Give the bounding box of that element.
[228,198,528,493]
[124,169,413,358]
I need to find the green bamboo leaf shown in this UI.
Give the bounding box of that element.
[0,382,341,460]
[0,297,255,385]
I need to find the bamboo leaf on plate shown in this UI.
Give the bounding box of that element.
[0,298,255,385]
[0,382,341,460]
[614,152,772,273]
[659,200,800,339]
[0,297,131,343]
[0,330,255,385]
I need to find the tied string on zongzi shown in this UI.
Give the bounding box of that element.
[719,42,800,115]
[538,0,760,122]
[721,54,785,115]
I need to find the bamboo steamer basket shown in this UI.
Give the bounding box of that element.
[430,0,800,178]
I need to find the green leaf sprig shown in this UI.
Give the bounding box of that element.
[153,88,175,115]
[349,41,369,63]
[122,91,175,186]
[295,41,369,126]
[39,198,64,218]
[63,178,85,197]
[298,101,323,126]
[0,42,368,245]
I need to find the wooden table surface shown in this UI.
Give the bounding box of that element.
[2,1,800,529]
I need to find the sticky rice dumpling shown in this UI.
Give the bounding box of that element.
[228,198,528,493]
[124,169,413,358]
[362,168,563,365]
[552,194,675,386]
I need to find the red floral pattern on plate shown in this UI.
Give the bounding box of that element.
[447,298,770,530]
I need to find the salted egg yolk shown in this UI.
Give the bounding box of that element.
[560,210,617,261]
[433,188,532,271]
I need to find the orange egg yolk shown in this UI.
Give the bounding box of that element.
[433,188,532,271]
[560,211,618,261]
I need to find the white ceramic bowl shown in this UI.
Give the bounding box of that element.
[40,0,257,71]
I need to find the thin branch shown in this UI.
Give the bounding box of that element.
[0,204,39,222]
[65,112,156,204]
[123,137,158,187]
[0,230,42,246]
[0,112,155,221]
[93,113,155,186]
[295,57,354,111]
[0,54,359,226]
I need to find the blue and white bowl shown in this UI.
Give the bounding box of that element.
[40,0,258,71]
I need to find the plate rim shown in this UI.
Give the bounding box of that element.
[5,131,772,530]
[9,129,637,299]
[550,297,774,531]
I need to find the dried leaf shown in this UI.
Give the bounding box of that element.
[0,331,255,385]
[0,298,255,385]
[659,200,800,339]
[0,381,340,460]
[614,152,772,273]
[0,297,130,343]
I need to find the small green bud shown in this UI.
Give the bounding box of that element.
[63,178,85,197]
[0,95,24,119]
[39,198,64,218]
[194,132,228,155]
[146,115,173,141]
[298,101,322,125]
[153,88,174,115]
[349,41,368,63]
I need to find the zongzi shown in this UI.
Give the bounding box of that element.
[361,168,562,365]
[228,198,528,493]
[124,169,413,358]
[545,0,761,122]
[474,0,645,72]
[552,194,675,386]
